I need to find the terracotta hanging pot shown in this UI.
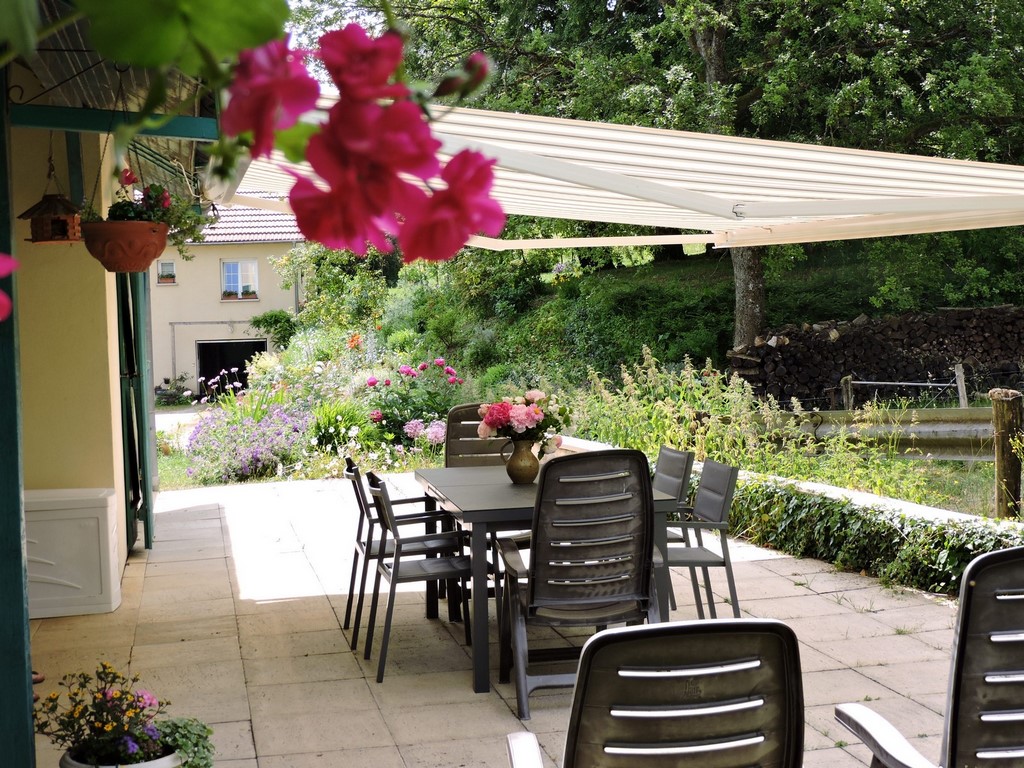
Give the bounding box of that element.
[81,220,169,273]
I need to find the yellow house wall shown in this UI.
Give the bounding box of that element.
[148,240,300,390]
[12,125,128,567]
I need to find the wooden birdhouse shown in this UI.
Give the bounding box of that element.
[17,193,82,243]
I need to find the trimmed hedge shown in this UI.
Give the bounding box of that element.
[730,478,1024,595]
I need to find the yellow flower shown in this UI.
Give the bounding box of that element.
[104,723,114,731]
[112,690,121,698]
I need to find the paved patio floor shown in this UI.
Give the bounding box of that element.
[30,478,957,767]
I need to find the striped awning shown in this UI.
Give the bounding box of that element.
[215,104,1024,250]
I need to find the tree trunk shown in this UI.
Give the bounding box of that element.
[731,245,765,348]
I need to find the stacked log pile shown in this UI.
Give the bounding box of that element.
[727,306,1024,407]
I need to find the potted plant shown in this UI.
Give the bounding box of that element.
[34,662,215,768]
[221,289,238,300]
[240,288,258,300]
[157,272,176,284]
[81,168,213,273]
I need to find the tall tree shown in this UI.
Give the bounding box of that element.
[293,0,1024,344]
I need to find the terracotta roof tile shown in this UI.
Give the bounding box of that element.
[200,193,302,244]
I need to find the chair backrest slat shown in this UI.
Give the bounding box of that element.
[529,450,653,609]
[444,403,509,467]
[692,459,739,525]
[652,446,694,507]
[944,546,1024,766]
[563,620,804,768]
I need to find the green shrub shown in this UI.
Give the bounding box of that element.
[310,399,380,454]
[249,309,298,350]
[731,478,1024,595]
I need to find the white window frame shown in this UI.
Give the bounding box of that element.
[221,259,259,300]
[157,260,176,284]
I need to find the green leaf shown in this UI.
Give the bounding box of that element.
[274,122,320,163]
[183,0,290,60]
[0,0,40,60]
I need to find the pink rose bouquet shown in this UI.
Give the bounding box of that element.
[477,389,572,458]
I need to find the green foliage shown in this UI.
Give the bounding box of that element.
[362,357,467,444]
[249,309,298,350]
[732,479,1024,595]
[446,249,552,318]
[272,241,395,330]
[310,399,380,454]
[574,348,942,505]
[156,717,215,768]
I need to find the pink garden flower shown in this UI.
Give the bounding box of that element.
[0,253,18,321]
[509,403,544,433]
[434,358,445,366]
[425,420,447,445]
[398,150,506,262]
[221,36,320,158]
[319,25,408,102]
[524,389,546,402]
[481,401,512,430]
[404,419,425,439]
[366,376,378,387]
[118,168,138,186]
[418,362,429,371]
[398,365,414,376]
[448,376,458,384]
[370,409,383,423]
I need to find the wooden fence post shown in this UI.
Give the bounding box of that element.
[954,363,968,408]
[990,388,1023,519]
[840,375,853,410]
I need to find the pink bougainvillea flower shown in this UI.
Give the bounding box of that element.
[119,167,138,186]
[461,51,490,95]
[289,175,396,255]
[0,253,19,322]
[398,150,505,262]
[222,36,320,158]
[319,25,408,102]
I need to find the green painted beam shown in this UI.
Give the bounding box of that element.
[10,103,219,141]
[0,67,35,766]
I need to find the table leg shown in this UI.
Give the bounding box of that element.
[470,524,490,693]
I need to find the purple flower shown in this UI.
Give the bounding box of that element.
[404,419,425,439]
[426,420,446,445]
[123,736,140,755]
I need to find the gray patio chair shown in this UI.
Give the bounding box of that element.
[497,449,659,719]
[362,471,472,683]
[651,445,695,610]
[341,457,461,651]
[444,402,509,467]
[506,618,805,767]
[835,544,1024,768]
[663,459,742,618]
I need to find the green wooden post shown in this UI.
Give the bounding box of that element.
[0,65,36,765]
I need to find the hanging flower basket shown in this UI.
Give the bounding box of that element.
[81,221,169,272]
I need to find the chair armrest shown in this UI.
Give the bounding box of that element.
[834,703,938,768]
[496,537,528,579]
[391,494,433,507]
[506,732,545,768]
[673,519,728,532]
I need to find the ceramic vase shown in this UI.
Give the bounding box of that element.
[504,439,540,484]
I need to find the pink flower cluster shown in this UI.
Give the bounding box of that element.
[221,27,505,262]
[0,253,18,321]
[476,389,570,459]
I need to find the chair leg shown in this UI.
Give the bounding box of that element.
[689,566,706,619]
[498,573,513,684]
[511,612,531,719]
[375,578,400,683]
[721,537,741,618]
[364,568,384,660]
[461,576,472,646]
[701,565,717,619]
[342,543,361,629]
[350,541,377,651]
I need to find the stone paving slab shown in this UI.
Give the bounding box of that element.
[30,478,960,767]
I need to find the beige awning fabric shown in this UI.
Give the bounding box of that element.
[218,104,1024,250]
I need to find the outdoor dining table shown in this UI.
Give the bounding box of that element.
[414,465,677,693]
